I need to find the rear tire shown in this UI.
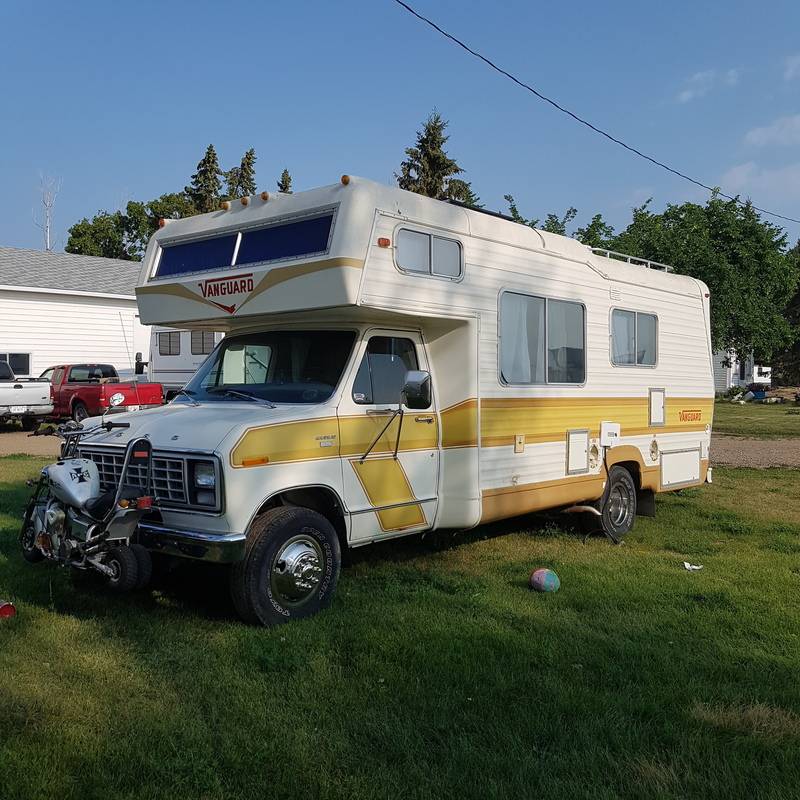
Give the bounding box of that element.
[230,506,341,626]
[72,402,89,423]
[600,465,637,542]
[105,546,139,592]
[130,544,153,590]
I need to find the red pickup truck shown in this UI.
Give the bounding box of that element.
[40,363,164,422]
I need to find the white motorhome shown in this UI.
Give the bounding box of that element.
[77,176,714,625]
[141,326,224,399]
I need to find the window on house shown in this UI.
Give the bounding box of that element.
[191,331,217,355]
[158,331,182,356]
[0,352,31,376]
[352,336,420,405]
[396,229,462,279]
[499,293,585,385]
[611,310,657,366]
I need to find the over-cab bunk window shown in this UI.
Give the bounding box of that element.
[395,229,462,279]
[153,208,336,279]
[499,292,585,385]
[611,309,657,366]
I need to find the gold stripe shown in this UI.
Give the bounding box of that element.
[231,416,340,468]
[441,399,479,448]
[350,458,426,531]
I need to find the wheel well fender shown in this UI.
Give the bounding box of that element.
[253,485,348,549]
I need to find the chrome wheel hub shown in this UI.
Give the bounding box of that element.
[609,486,630,527]
[270,536,324,605]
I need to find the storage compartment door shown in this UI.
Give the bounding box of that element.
[661,449,701,489]
[649,388,665,427]
[566,429,589,475]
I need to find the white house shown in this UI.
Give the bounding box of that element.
[0,247,150,378]
[713,350,772,393]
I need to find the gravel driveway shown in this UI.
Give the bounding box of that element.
[711,435,800,468]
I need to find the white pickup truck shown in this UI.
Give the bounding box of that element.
[0,362,53,430]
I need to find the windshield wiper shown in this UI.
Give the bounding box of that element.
[172,388,200,406]
[207,388,276,408]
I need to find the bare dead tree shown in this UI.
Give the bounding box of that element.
[32,173,62,251]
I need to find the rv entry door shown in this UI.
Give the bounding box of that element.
[339,330,440,542]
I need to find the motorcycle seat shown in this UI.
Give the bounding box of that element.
[84,488,142,520]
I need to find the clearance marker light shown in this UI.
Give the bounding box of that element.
[220,200,231,210]
[341,174,351,186]
[377,237,391,248]
[158,218,167,228]
[242,456,270,467]
[260,191,270,202]
[241,196,250,206]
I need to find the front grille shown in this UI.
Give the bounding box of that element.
[79,447,188,505]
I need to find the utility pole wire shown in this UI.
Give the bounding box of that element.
[391,0,800,226]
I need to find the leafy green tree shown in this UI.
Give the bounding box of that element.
[185,144,223,212]
[609,195,800,359]
[767,240,800,383]
[277,168,293,193]
[541,207,577,236]
[66,211,129,259]
[574,214,615,249]
[504,194,538,228]
[396,111,475,203]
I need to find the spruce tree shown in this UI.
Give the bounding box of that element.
[238,148,257,196]
[224,166,241,200]
[277,168,293,194]
[185,144,223,213]
[396,111,468,201]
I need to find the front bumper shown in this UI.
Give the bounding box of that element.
[136,521,246,563]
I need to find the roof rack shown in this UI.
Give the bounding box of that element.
[591,248,674,273]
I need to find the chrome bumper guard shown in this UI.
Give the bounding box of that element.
[137,522,246,563]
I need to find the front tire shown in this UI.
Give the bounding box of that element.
[20,524,44,563]
[230,506,341,626]
[600,465,637,543]
[105,546,139,592]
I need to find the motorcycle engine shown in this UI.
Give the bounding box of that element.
[34,500,67,555]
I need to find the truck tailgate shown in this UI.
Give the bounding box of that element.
[0,381,52,412]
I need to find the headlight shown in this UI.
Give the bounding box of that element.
[193,461,216,488]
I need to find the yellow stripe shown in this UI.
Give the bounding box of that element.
[231,416,340,468]
[350,458,426,531]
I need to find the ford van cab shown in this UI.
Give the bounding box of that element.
[73,176,714,625]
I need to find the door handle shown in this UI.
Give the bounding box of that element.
[414,415,434,424]
[366,408,395,415]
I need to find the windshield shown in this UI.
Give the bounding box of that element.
[183,330,356,404]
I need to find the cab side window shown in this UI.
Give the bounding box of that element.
[352,336,420,405]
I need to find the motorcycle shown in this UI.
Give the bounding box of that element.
[20,415,156,592]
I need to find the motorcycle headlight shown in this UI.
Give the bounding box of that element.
[193,461,216,488]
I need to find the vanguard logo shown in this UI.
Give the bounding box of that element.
[679,409,702,422]
[197,273,254,314]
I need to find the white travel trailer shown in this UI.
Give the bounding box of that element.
[76,176,714,625]
[141,326,224,398]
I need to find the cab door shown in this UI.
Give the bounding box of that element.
[338,330,439,543]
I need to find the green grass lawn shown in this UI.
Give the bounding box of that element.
[2,455,800,800]
[713,399,800,438]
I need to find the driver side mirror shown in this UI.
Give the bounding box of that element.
[402,370,431,410]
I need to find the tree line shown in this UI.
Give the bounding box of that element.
[66,146,293,261]
[65,111,800,378]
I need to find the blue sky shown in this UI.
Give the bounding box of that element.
[1,0,799,252]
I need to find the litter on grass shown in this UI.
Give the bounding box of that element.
[683,562,704,572]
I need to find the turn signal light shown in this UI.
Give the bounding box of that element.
[242,456,270,467]
[137,496,153,510]
[118,499,130,509]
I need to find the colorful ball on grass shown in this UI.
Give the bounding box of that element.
[529,568,560,593]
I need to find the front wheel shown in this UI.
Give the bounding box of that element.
[105,546,139,592]
[230,507,341,626]
[20,524,44,563]
[600,465,637,543]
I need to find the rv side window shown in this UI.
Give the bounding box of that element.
[396,229,462,279]
[352,336,421,405]
[159,331,181,357]
[191,331,216,355]
[611,310,657,366]
[499,293,585,385]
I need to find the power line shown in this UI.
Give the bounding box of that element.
[392,0,800,226]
